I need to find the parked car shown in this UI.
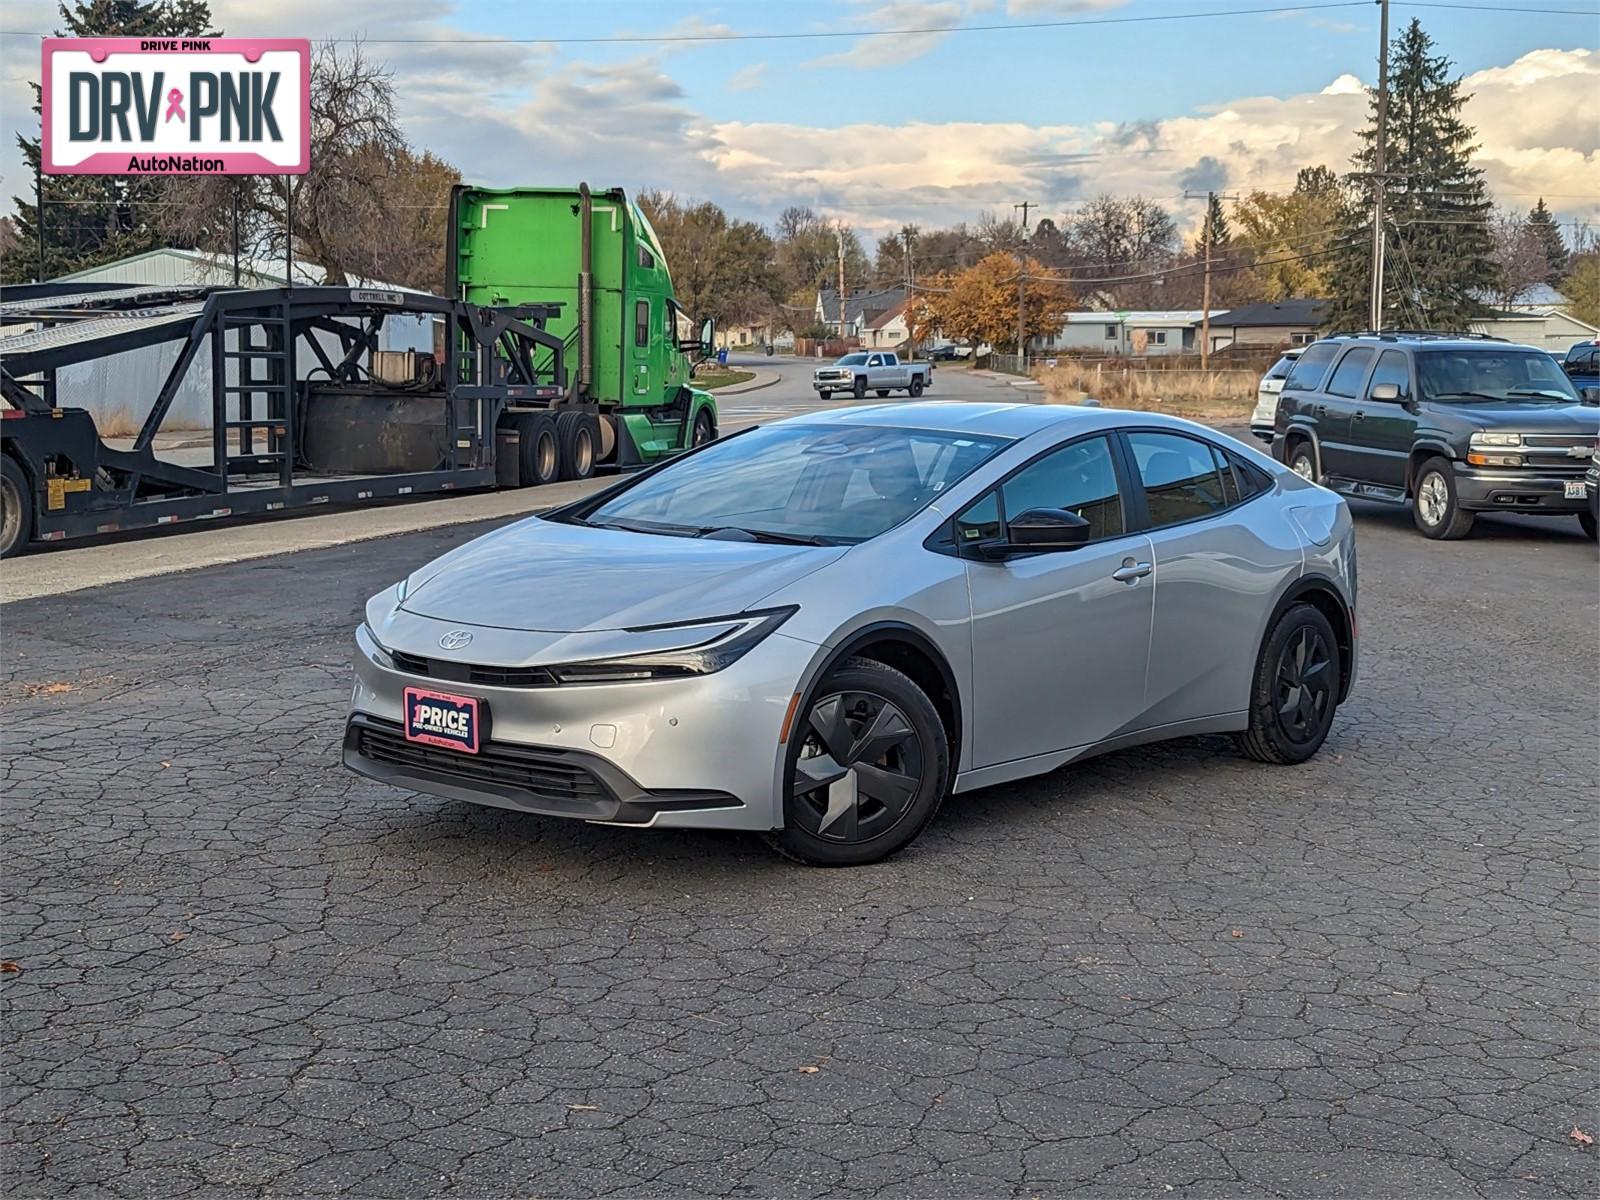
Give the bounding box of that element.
[1249,349,1303,442]
[814,351,932,400]
[926,342,960,362]
[1563,339,1599,390]
[1272,332,1600,540]
[345,403,1357,866]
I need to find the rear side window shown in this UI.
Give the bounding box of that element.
[1230,454,1274,499]
[1283,343,1339,391]
[1127,431,1228,528]
[1326,347,1374,397]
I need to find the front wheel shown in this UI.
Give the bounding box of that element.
[1238,603,1341,765]
[767,658,950,867]
[691,408,716,446]
[852,377,867,400]
[1579,510,1597,541]
[1412,457,1474,539]
[818,390,832,401]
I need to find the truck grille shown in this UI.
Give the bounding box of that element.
[390,650,559,688]
[1517,435,1593,472]
[350,718,614,806]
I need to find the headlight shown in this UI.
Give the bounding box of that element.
[356,621,397,669]
[549,606,797,684]
[1471,432,1522,448]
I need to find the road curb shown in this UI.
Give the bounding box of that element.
[709,369,781,396]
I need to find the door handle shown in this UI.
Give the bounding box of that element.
[1354,409,1366,421]
[1112,560,1153,583]
[1314,404,1326,416]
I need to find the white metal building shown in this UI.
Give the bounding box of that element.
[1034,311,1206,357]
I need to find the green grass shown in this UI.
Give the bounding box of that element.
[692,368,756,390]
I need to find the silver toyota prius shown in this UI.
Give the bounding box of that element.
[345,402,1357,866]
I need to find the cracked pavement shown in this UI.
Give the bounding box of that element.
[1,502,1596,1198]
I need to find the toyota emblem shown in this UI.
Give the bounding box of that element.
[438,629,474,650]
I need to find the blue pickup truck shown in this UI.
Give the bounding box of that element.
[1564,339,1600,389]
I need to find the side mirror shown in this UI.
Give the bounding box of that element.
[698,317,715,361]
[1582,386,1600,406]
[993,507,1092,555]
[1370,382,1402,402]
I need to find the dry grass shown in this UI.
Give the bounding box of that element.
[1036,362,1259,422]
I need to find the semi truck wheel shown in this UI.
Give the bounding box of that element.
[691,409,715,446]
[556,411,597,481]
[514,412,560,487]
[1,455,31,558]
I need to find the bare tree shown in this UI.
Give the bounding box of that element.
[1488,208,1549,307]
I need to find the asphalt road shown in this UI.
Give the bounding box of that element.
[2,362,1596,1198]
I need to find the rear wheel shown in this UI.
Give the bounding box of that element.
[1,455,32,559]
[852,376,867,400]
[909,377,924,397]
[555,410,597,481]
[1238,603,1341,765]
[1412,457,1474,539]
[514,411,560,487]
[767,658,949,867]
[1287,440,1317,483]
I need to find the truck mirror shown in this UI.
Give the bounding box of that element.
[699,318,715,360]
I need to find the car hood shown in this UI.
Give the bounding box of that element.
[399,516,846,632]
[1434,400,1599,431]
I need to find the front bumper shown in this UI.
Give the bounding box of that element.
[345,628,821,831]
[1452,465,1590,514]
[813,375,853,392]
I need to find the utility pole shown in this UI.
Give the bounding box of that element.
[1013,202,1033,363]
[835,222,847,342]
[1370,0,1391,331]
[1185,190,1238,366]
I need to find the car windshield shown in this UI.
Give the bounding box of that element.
[836,353,869,366]
[576,423,1009,544]
[1417,349,1580,403]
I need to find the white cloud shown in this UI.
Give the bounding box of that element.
[1006,0,1130,14]
[808,1,971,70]
[728,63,768,92]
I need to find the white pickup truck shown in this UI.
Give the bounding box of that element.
[813,351,932,400]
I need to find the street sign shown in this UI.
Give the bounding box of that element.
[41,37,310,175]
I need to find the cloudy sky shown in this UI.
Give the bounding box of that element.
[2,0,1596,238]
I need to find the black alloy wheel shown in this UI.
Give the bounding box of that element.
[1238,602,1341,765]
[770,657,948,866]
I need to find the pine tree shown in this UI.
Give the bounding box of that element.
[1526,198,1569,287]
[4,0,219,283]
[1323,18,1498,330]
[1196,193,1230,256]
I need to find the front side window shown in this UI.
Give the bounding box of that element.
[1417,349,1580,403]
[1127,431,1228,528]
[635,299,650,347]
[1326,347,1375,397]
[1283,342,1339,391]
[1368,349,1411,399]
[579,424,1008,544]
[997,435,1125,541]
[867,354,883,367]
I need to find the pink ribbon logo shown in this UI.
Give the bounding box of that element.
[164,88,185,123]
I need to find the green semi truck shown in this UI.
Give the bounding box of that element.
[448,183,719,482]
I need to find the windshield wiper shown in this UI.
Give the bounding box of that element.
[1430,391,1512,403]
[701,526,835,546]
[590,517,708,537]
[1505,389,1573,400]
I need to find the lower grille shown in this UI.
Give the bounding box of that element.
[351,718,614,806]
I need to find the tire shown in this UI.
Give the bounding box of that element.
[1579,510,1597,541]
[513,411,560,487]
[1411,456,1474,539]
[909,377,924,398]
[1287,440,1318,483]
[1238,602,1342,765]
[1,455,32,559]
[691,408,716,447]
[875,389,891,398]
[555,410,597,481]
[767,657,950,867]
[818,390,832,401]
[853,376,867,400]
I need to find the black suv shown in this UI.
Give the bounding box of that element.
[1271,332,1599,540]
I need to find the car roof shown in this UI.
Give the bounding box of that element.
[1315,334,1545,354]
[779,401,1105,438]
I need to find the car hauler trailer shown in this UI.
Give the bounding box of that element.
[448,183,718,468]
[0,283,573,557]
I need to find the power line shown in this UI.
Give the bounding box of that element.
[1395,1,1599,13]
[0,4,1378,43]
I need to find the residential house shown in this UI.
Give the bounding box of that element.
[863,300,910,349]
[1204,299,1328,354]
[1471,308,1599,354]
[815,285,910,341]
[1034,311,1206,357]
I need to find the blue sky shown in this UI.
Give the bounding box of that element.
[3,0,1596,231]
